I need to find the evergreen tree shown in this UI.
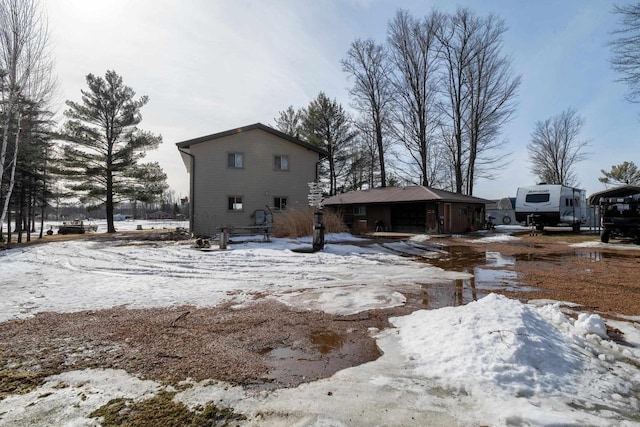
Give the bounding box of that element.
[274,105,304,137]
[302,92,355,196]
[57,70,164,233]
[599,161,640,186]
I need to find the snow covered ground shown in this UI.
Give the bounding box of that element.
[1,225,639,426]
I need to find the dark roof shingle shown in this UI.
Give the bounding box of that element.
[323,186,491,205]
[175,122,327,156]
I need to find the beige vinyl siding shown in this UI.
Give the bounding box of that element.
[190,129,320,236]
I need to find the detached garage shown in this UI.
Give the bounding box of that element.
[323,186,490,235]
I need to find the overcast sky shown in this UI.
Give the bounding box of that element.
[45,0,639,200]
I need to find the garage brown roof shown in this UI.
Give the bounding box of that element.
[323,186,491,205]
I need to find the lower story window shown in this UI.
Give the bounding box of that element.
[274,197,288,210]
[228,196,243,211]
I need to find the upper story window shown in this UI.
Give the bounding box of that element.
[228,153,244,168]
[228,196,243,211]
[274,197,288,210]
[274,155,289,171]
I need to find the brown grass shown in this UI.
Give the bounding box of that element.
[90,390,246,426]
[272,208,348,238]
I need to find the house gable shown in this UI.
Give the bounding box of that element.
[176,122,326,156]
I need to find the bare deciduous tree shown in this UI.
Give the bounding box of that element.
[342,38,393,188]
[610,3,640,103]
[387,10,444,187]
[350,118,382,189]
[462,12,521,195]
[527,108,590,186]
[437,7,519,195]
[0,0,56,239]
[436,8,476,194]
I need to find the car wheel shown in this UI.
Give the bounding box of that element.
[502,215,512,225]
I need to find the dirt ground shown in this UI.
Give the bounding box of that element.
[442,231,640,318]
[1,230,639,404]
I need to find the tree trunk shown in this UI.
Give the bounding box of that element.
[6,208,12,248]
[328,146,336,196]
[0,111,22,230]
[17,185,24,243]
[375,123,386,187]
[26,187,32,242]
[39,200,45,239]
[106,168,115,233]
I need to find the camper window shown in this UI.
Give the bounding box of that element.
[526,194,550,203]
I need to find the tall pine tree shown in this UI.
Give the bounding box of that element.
[302,92,355,196]
[58,70,165,233]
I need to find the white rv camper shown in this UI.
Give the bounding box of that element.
[515,184,587,231]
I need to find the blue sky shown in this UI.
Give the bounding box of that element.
[45,0,639,200]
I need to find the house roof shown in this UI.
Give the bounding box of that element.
[323,186,491,205]
[587,184,640,205]
[175,122,328,157]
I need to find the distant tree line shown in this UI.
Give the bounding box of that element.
[52,189,188,222]
[0,0,168,245]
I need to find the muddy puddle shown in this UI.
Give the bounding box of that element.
[395,244,634,311]
[260,329,380,388]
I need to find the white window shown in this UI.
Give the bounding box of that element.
[274,155,289,171]
[228,196,243,211]
[228,153,244,168]
[274,197,288,210]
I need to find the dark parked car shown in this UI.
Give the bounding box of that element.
[588,185,640,244]
[57,220,98,235]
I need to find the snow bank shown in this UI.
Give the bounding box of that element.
[393,294,583,397]
[391,294,640,425]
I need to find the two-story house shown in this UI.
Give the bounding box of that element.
[176,123,327,236]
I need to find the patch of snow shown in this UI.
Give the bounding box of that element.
[0,238,471,322]
[571,240,640,251]
[574,313,609,339]
[0,369,160,427]
[485,251,515,267]
[409,234,432,243]
[472,233,521,243]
